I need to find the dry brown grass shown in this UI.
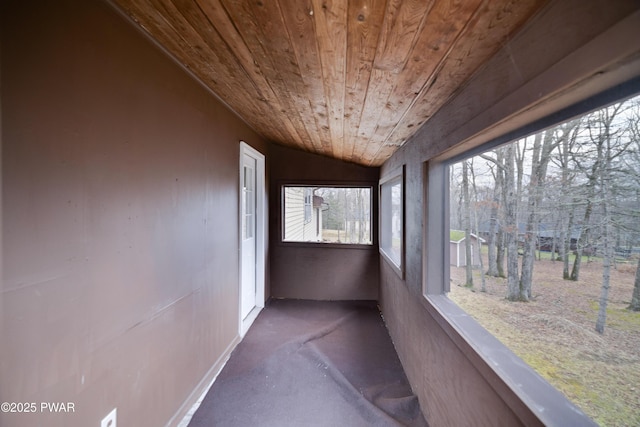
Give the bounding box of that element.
[449,256,640,426]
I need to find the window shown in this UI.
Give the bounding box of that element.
[444,93,640,425]
[380,168,404,275]
[303,188,312,224]
[282,186,372,244]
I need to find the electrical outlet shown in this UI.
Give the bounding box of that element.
[101,408,117,427]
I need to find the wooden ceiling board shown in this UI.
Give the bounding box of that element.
[276,0,344,156]
[350,67,396,163]
[189,0,318,150]
[373,0,434,74]
[187,0,310,150]
[344,0,387,162]
[278,0,334,155]
[386,0,548,153]
[358,0,484,164]
[114,0,549,166]
[215,0,320,152]
[311,0,348,160]
[118,0,293,145]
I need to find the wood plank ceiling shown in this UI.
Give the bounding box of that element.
[113,0,548,166]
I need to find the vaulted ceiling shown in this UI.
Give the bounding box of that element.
[114,0,548,166]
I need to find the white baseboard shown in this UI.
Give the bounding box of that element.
[168,335,242,427]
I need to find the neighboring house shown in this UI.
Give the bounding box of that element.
[450,230,485,267]
[478,221,583,253]
[283,187,323,242]
[537,224,583,252]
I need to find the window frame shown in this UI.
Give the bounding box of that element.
[379,166,405,278]
[279,181,376,249]
[422,82,640,427]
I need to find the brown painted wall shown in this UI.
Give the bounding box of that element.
[269,144,379,300]
[379,0,640,426]
[381,263,524,426]
[1,1,268,426]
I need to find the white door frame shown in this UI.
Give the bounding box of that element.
[239,141,266,337]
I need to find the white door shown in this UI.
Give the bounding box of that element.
[239,142,265,336]
[241,154,257,319]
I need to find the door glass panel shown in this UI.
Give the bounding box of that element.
[243,165,254,240]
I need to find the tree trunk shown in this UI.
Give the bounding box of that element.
[520,229,535,299]
[563,205,575,280]
[515,140,526,213]
[570,178,596,281]
[629,256,640,311]
[495,149,507,278]
[553,119,581,281]
[595,237,612,333]
[596,156,613,334]
[497,228,506,278]
[486,190,499,276]
[462,161,474,287]
[470,160,487,292]
[504,145,520,301]
[593,103,627,333]
[520,130,556,300]
[552,215,562,261]
[520,134,542,301]
[520,214,536,293]
[481,148,506,278]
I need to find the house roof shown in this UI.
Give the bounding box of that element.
[478,221,583,239]
[111,0,548,166]
[312,195,324,208]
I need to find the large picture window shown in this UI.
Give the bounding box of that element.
[282,186,372,245]
[380,168,404,275]
[445,93,640,425]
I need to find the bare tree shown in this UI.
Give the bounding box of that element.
[630,257,640,311]
[548,119,582,278]
[588,102,631,333]
[496,224,506,278]
[503,144,521,301]
[520,129,558,300]
[485,189,500,277]
[595,147,613,334]
[462,160,474,287]
[624,99,640,311]
[449,95,640,320]
[481,148,506,278]
[570,122,602,281]
[470,159,487,292]
[519,133,541,301]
